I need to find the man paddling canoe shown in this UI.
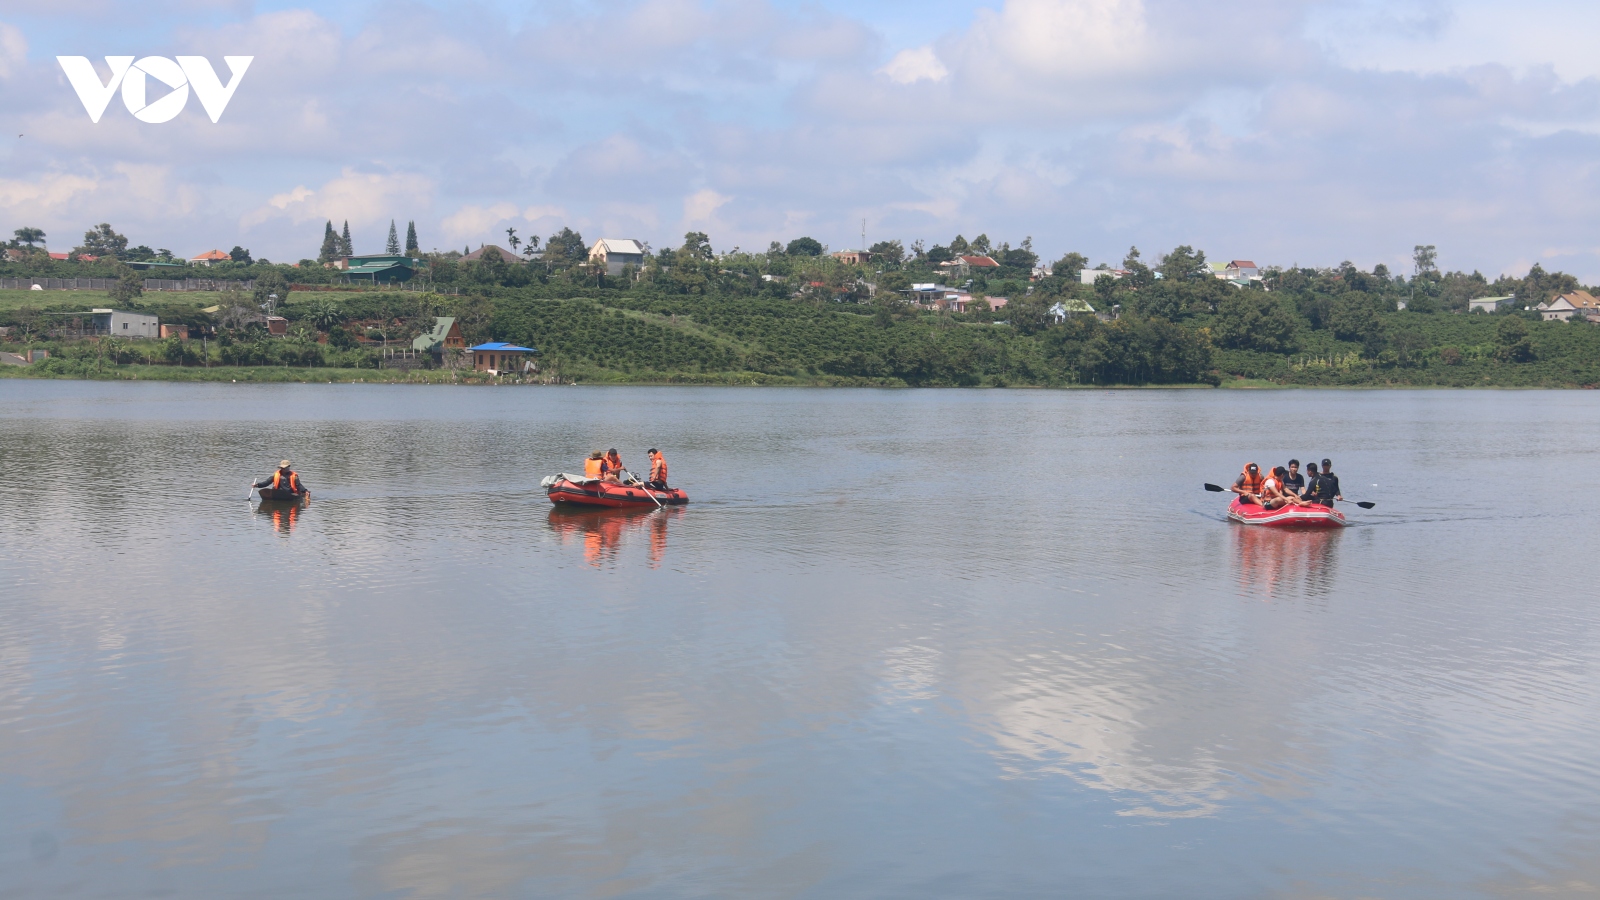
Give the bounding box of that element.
[255,460,310,498]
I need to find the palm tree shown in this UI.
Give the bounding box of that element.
[13,227,44,249]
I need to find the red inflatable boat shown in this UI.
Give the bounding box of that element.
[541,474,688,509]
[1228,497,1346,528]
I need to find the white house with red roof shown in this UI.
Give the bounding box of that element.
[189,249,231,266]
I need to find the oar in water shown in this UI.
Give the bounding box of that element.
[1203,482,1374,509]
[625,472,665,510]
[247,479,258,501]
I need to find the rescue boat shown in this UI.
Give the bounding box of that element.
[541,474,687,509]
[255,487,308,502]
[1227,497,1346,528]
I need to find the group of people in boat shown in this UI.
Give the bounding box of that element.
[1231,458,1342,509]
[583,448,670,490]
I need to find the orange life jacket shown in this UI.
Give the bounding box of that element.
[1237,464,1264,495]
[649,455,667,482]
[584,457,607,478]
[271,469,299,492]
[606,452,623,473]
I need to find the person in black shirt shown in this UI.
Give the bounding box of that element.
[1302,462,1320,500]
[1283,459,1306,499]
[1319,458,1343,504]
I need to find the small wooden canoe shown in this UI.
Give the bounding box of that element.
[256,487,308,502]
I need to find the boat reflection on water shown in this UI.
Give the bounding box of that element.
[547,505,683,568]
[1231,521,1342,599]
[255,496,307,536]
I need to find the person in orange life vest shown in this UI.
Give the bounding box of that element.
[645,448,669,490]
[1260,466,1311,510]
[1230,462,1265,505]
[255,460,310,496]
[583,451,611,481]
[605,449,625,479]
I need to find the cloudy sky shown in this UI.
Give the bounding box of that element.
[1,0,1598,279]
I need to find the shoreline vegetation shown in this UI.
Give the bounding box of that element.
[4,230,1600,389]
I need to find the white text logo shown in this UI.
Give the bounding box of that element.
[57,56,253,123]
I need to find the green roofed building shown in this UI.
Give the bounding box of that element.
[412,317,465,354]
[344,254,422,283]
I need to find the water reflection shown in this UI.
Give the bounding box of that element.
[255,497,306,536]
[546,506,682,568]
[1231,523,1342,598]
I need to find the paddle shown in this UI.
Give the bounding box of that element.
[625,472,665,510]
[247,479,258,501]
[1204,482,1374,509]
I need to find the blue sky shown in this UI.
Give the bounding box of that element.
[2,0,1599,279]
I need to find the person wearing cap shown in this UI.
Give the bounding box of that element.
[583,451,611,481]
[1308,458,1343,507]
[645,448,668,490]
[255,460,310,496]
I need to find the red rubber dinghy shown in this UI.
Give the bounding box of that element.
[1228,498,1345,528]
[541,474,687,509]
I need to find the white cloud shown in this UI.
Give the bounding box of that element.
[0,21,25,79]
[682,188,730,226]
[241,169,434,231]
[880,47,947,84]
[0,171,99,212]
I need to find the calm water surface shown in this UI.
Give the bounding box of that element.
[2,381,1599,898]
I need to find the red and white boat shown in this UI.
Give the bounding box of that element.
[1227,497,1346,528]
[541,474,688,509]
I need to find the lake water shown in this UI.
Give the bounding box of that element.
[2,381,1599,898]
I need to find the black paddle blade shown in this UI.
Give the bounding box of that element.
[1355,501,1376,509]
[1203,483,1226,492]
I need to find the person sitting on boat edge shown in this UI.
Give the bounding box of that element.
[1230,462,1265,505]
[645,448,668,490]
[255,460,310,497]
[1302,462,1320,500]
[1283,459,1306,499]
[1261,466,1311,510]
[605,448,625,481]
[584,451,612,482]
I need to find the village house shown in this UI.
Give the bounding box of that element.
[88,308,160,339]
[1049,298,1096,322]
[266,316,288,336]
[937,255,1001,278]
[588,239,647,276]
[1080,267,1129,285]
[463,245,521,264]
[412,317,466,356]
[1538,290,1600,321]
[832,250,871,266]
[343,254,418,283]
[470,341,539,375]
[189,249,231,267]
[1467,296,1515,314]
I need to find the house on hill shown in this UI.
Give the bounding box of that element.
[190,249,231,266]
[343,254,419,283]
[1538,290,1600,321]
[588,239,647,275]
[937,255,1001,278]
[412,317,466,356]
[833,250,871,266]
[463,245,520,264]
[1467,295,1515,314]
